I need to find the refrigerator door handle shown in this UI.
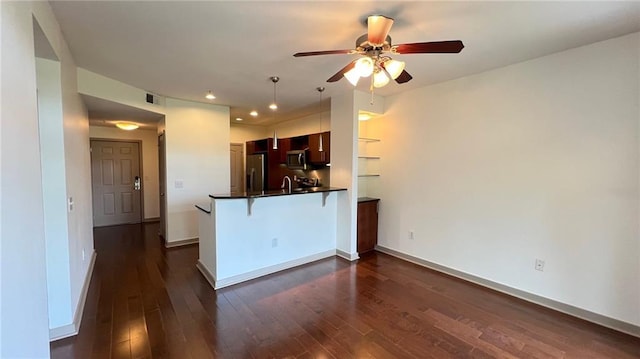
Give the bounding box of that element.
[250,168,255,191]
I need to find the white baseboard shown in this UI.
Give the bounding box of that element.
[165,237,198,248]
[49,250,97,341]
[196,261,216,289]
[198,250,336,290]
[375,245,640,338]
[336,249,359,261]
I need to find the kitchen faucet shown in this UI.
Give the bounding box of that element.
[281,175,292,192]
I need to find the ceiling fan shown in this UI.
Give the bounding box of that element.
[293,15,464,88]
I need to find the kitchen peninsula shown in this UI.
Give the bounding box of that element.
[196,186,346,289]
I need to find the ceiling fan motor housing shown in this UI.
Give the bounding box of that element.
[356,34,392,52]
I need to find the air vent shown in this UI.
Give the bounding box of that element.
[145,92,164,106]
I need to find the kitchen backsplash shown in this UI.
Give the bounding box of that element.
[281,165,330,187]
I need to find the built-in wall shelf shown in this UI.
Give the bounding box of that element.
[358,156,381,159]
[357,136,381,179]
[358,137,381,143]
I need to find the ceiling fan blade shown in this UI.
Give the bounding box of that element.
[395,70,413,84]
[367,15,394,45]
[394,40,464,54]
[327,61,356,82]
[293,49,352,57]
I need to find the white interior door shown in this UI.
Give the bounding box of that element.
[91,140,142,227]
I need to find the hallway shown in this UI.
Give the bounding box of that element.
[51,223,639,358]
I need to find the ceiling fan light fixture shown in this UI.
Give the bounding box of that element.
[269,103,278,110]
[355,57,374,77]
[344,67,360,86]
[384,59,405,80]
[115,122,139,131]
[373,70,390,88]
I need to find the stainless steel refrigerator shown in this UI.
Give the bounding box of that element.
[246,154,265,192]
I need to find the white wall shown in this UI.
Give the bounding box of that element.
[54,15,94,333]
[378,32,640,327]
[230,123,267,144]
[267,110,331,138]
[165,98,230,244]
[31,1,96,339]
[203,193,338,287]
[330,91,358,259]
[89,126,160,220]
[78,71,230,245]
[78,68,166,116]
[1,2,50,357]
[36,57,73,330]
[329,90,384,259]
[2,2,95,350]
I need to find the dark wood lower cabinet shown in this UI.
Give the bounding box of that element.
[357,198,379,254]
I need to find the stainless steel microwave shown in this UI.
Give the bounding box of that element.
[286,150,307,170]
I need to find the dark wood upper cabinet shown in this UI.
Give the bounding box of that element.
[308,131,331,164]
[245,141,256,155]
[246,139,268,155]
[290,135,309,151]
[278,138,291,163]
[246,132,331,190]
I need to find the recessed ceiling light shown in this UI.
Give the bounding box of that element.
[235,117,243,121]
[249,110,258,117]
[205,90,215,100]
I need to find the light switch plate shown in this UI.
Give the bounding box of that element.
[175,180,184,189]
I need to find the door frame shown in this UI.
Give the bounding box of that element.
[158,131,167,240]
[90,138,145,225]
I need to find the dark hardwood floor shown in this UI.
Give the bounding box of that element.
[51,222,639,358]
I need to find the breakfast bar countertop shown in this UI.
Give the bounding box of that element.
[209,186,346,199]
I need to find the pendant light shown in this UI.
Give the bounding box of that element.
[316,87,325,152]
[270,76,279,150]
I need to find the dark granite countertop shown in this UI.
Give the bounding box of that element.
[210,187,347,199]
[358,197,380,203]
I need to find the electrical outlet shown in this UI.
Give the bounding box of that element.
[68,197,74,212]
[535,259,545,271]
[271,238,278,248]
[175,180,184,189]
[408,231,415,240]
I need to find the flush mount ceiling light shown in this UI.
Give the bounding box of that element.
[249,110,258,117]
[358,112,373,121]
[270,76,280,150]
[205,90,216,100]
[115,122,139,131]
[294,14,464,96]
[235,117,243,121]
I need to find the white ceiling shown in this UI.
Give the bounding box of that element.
[50,1,640,127]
